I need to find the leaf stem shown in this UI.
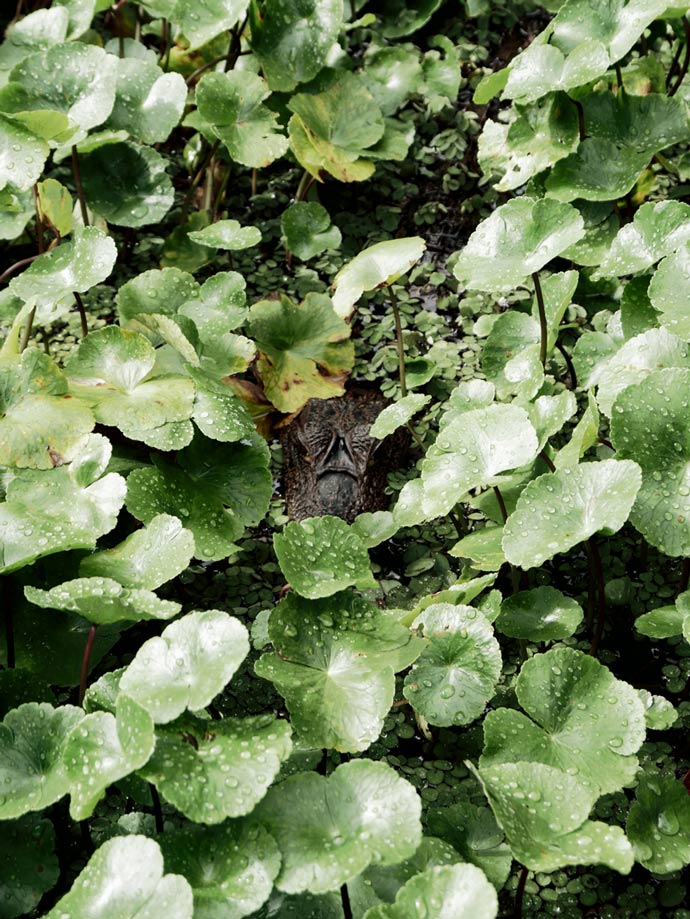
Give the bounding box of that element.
[670,17,690,97]
[573,99,586,141]
[19,307,37,352]
[514,865,529,918]
[555,339,577,389]
[73,291,89,338]
[388,286,407,396]
[71,146,89,226]
[294,169,316,202]
[0,253,41,284]
[532,272,548,367]
[586,536,605,657]
[494,486,520,594]
[614,61,625,96]
[224,15,248,72]
[340,883,353,919]
[78,624,97,705]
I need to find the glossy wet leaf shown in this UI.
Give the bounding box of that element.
[472,761,634,873]
[450,526,505,572]
[648,243,690,340]
[496,586,583,641]
[0,434,126,574]
[626,775,690,873]
[583,89,690,154]
[120,609,249,723]
[635,591,690,638]
[255,591,422,752]
[370,393,430,439]
[481,647,646,795]
[80,141,174,227]
[363,863,498,919]
[620,276,658,339]
[425,802,512,889]
[43,835,193,919]
[36,178,72,236]
[256,759,422,893]
[596,200,690,278]
[0,348,94,469]
[453,197,584,293]
[189,219,262,251]
[24,577,180,625]
[104,55,187,144]
[375,0,442,38]
[403,604,501,727]
[140,713,292,823]
[637,689,678,731]
[196,70,288,168]
[281,202,342,261]
[350,510,398,549]
[64,694,155,820]
[0,702,84,819]
[0,113,48,191]
[502,460,641,569]
[248,0,343,91]
[481,312,542,400]
[331,237,425,319]
[394,403,538,526]
[361,45,423,116]
[173,0,249,50]
[274,516,375,597]
[186,366,256,441]
[502,40,611,104]
[248,292,353,413]
[0,7,69,84]
[545,138,650,203]
[160,820,281,919]
[117,267,200,325]
[0,814,58,919]
[610,367,690,556]
[528,392,578,453]
[79,514,194,590]
[9,226,116,311]
[0,187,33,240]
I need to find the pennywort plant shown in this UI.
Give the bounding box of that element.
[1,0,690,918]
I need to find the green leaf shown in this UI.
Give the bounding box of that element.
[502,460,641,569]
[648,242,690,340]
[274,516,375,597]
[453,198,584,293]
[363,45,423,116]
[548,0,667,63]
[527,391,578,452]
[403,604,501,727]
[620,276,658,339]
[636,594,689,638]
[104,56,187,144]
[281,202,342,261]
[24,577,181,625]
[331,237,425,319]
[64,695,155,820]
[0,815,58,919]
[472,761,634,873]
[637,689,678,730]
[0,434,126,574]
[160,821,281,919]
[119,609,249,723]
[584,90,690,155]
[248,0,344,91]
[188,219,262,250]
[370,393,430,439]
[375,0,443,38]
[425,802,512,889]
[450,526,505,572]
[117,267,200,325]
[0,113,48,192]
[478,93,579,192]
[173,0,250,50]
[596,201,690,278]
[0,8,69,85]
[362,864,498,919]
[43,835,193,919]
[9,226,116,312]
[554,391,600,469]
[0,348,94,469]
[481,647,646,795]
[79,514,195,589]
[610,367,690,556]
[255,591,422,752]
[80,141,174,227]
[0,187,33,240]
[196,70,288,168]
[141,713,292,823]
[350,510,398,549]
[36,178,72,236]
[626,775,690,873]
[496,586,583,641]
[394,403,538,526]
[481,312,542,400]
[545,138,649,203]
[0,702,84,819]
[256,760,422,893]
[502,40,610,104]
[248,293,353,413]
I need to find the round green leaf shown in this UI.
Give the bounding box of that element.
[503,40,610,104]
[331,237,425,319]
[481,647,646,796]
[596,200,690,278]
[255,591,422,752]
[141,713,292,823]
[375,0,442,38]
[0,187,33,240]
[117,267,200,325]
[610,367,690,556]
[636,599,688,639]
[0,814,58,918]
[0,702,84,819]
[189,219,262,251]
[105,56,186,143]
[363,863,498,919]
[425,802,512,889]
[626,775,690,873]
[80,141,174,227]
[472,761,634,873]
[248,293,354,412]
[173,0,249,50]
[196,70,288,168]
[350,510,398,548]
[120,609,249,723]
[281,202,342,261]
[502,460,641,569]
[370,393,430,439]
[481,312,542,400]
[450,526,505,572]
[24,577,181,625]
[256,759,422,894]
[43,835,193,919]
[637,689,678,731]
[545,138,650,203]
[453,197,584,293]
[274,516,375,598]
[36,178,72,236]
[248,0,343,91]
[9,226,116,310]
[496,586,583,641]
[186,365,256,441]
[64,695,155,820]
[0,8,69,83]
[0,113,48,192]
[649,242,690,340]
[161,821,281,919]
